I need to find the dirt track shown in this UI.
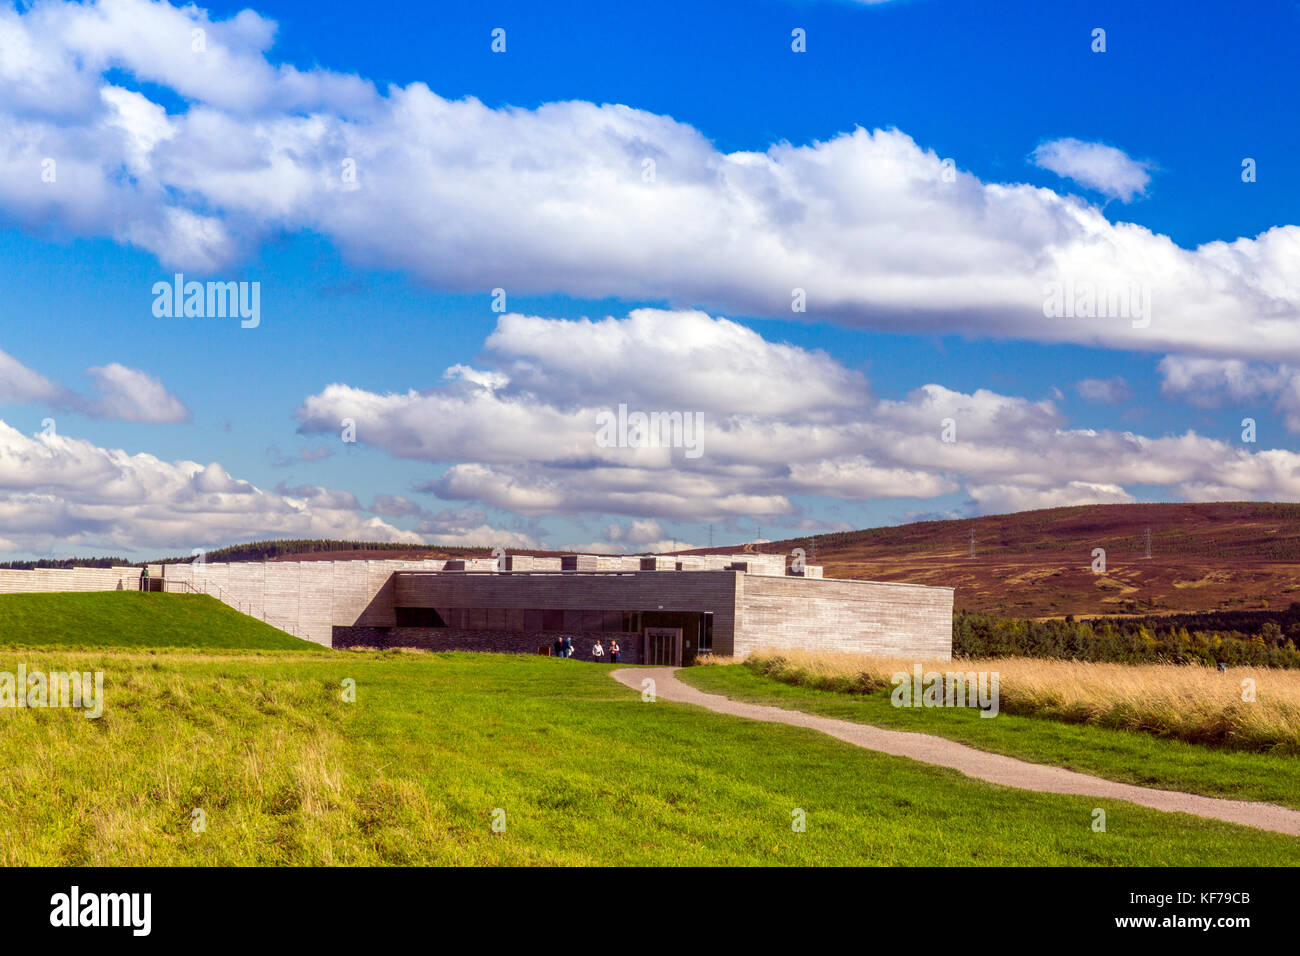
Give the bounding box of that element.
[611,666,1300,837]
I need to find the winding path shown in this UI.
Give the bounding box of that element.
[611,666,1300,837]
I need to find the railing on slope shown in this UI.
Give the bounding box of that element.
[163,577,306,641]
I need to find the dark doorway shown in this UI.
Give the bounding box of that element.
[643,627,683,665]
[637,610,706,664]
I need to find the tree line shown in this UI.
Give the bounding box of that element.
[954,608,1300,668]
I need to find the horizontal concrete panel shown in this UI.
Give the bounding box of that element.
[737,574,953,660]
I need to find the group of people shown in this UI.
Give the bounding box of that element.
[551,635,620,662]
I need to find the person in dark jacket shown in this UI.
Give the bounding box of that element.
[553,636,564,658]
[564,635,575,659]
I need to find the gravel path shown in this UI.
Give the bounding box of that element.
[611,666,1300,837]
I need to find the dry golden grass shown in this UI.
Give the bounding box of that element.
[742,650,1300,752]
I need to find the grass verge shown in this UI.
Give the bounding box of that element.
[0,648,1296,864]
[678,660,1300,811]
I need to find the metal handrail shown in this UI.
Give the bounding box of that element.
[165,576,304,640]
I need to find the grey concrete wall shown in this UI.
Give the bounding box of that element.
[160,558,448,645]
[735,574,953,660]
[0,566,143,594]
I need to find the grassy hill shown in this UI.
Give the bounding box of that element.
[1,649,1293,865]
[684,502,1300,617]
[0,592,319,650]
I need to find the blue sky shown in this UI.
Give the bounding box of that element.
[1,0,1299,559]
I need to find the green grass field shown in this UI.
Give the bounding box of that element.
[1,647,1297,865]
[0,592,319,650]
[679,663,1300,811]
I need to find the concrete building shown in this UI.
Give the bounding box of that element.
[0,553,954,663]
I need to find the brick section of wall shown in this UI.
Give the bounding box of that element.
[333,626,642,662]
[0,566,143,594]
[735,575,953,660]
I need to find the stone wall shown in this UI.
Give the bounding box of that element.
[160,558,449,645]
[0,566,143,594]
[333,626,642,663]
[111,555,954,661]
[735,574,953,660]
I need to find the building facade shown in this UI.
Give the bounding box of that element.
[0,553,954,662]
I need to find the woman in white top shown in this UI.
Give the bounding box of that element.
[592,640,605,661]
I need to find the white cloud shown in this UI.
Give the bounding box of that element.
[1157,355,1300,433]
[3,1,1299,361]
[1075,376,1132,403]
[485,310,868,418]
[410,505,539,549]
[85,363,190,423]
[0,349,70,405]
[0,419,420,554]
[1157,356,1280,407]
[606,519,665,545]
[1,352,189,424]
[967,481,1136,514]
[1031,138,1153,202]
[297,309,1300,523]
[371,494,421,518]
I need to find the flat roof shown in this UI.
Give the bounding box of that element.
[390,568,953,590]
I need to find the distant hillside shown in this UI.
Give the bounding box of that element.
[0,557,129,571]
[156,539,475,564]
[687,502,1300,617]
[22,502,1300,617]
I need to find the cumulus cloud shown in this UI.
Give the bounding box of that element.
[0,349,71,405]
[967,481,1135,514]
[1075,376,1133,403]
[297,309,1300,523]
[0,419,420,554]
[371,494,421,518]
[1031,138,1153,202]
[1,351,190,424]
[1157,355,1300,432]
[1157,356,1280,407]
[410,506,539,549]
[485,310,868,418]
[3,1,1299,361]
[84,363,190,423]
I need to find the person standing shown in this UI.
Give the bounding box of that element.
[564,635,575,659]
[592,639,605,661]
[553,636,564,658]
[609,638,620,664]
